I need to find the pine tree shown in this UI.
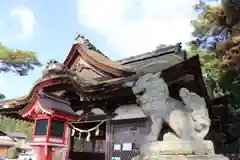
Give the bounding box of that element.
[0,43,41,99]
[0,43,38,138]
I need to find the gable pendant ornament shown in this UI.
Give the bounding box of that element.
[131,72,229,160]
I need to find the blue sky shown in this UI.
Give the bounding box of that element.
[0,0,220,99]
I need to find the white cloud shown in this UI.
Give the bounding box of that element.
[10,6,36,40]
[76,0,198,57]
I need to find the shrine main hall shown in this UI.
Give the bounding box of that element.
[0,37,229,160]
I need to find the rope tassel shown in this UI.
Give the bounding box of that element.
[95,127,100,136]
[78,132,81,140]
[69,120,106,141]
[71,129,75,136]
[86,132,91,142]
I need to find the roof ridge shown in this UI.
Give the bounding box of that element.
[75,33,110,59]
[116,43,182,65]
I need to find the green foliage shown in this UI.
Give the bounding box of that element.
[187,43,225,97]
[218,71,240,107]
[189,2,240,148]
[0,43,42,76]
[187,44,240,106]
[191,0,240,36]
[0,43,40,65]
[0,94,5,100]
[191,2,224,37]
[0,115,34,139]
[6,146,18,159]
[0,43,42,100]
[190,1,240,107]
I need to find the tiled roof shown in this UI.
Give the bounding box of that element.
[117,43,184,65]
[0,43,186,107]
[38,92,77,116]
[117,43,186,72]
[80,44,126,71]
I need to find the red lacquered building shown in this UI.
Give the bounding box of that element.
[19,91,78,160]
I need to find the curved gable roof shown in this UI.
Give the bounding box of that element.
[64,43,135,77]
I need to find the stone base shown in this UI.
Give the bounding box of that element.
[140,140,215,155]
[133,154,229,160]
[132,140,229,160]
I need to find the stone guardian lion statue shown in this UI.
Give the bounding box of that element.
[132,72,211,142]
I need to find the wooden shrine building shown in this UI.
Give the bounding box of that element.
[0,37,228,160]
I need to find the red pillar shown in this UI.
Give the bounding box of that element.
[37,146,52,160]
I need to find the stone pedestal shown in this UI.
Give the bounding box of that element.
[135,155,229,160]
[132,141,229,160]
